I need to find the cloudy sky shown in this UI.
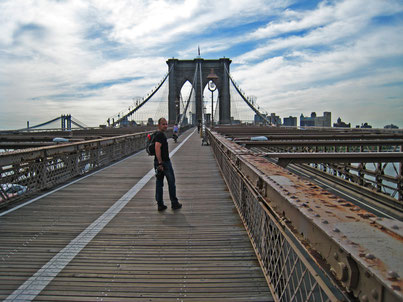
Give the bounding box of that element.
[1,0,402,129]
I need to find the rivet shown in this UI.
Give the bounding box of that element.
[361,295,369,302]
[314,214,320,217]
[365,253,375,260]
[392,225,399,230]
[322,220,329,224]
[371,289,379,300]
[388,271,399,279]
[333,228,340,233]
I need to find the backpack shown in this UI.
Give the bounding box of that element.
[146,131,158,156]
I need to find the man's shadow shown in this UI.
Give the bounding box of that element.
[160,210,192,228]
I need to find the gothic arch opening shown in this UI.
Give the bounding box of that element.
[167,58,231,125]
[179,80,193,125]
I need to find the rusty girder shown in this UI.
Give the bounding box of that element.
[208,128,403,302]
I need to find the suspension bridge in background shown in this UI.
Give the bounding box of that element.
[0,57,402,302]
[106,57,271,128]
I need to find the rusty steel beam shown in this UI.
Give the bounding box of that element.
[261,152,403,167]
[229,134,403,140]
[208,129,403,302]
[236,139,403,147]
[0,142,58,149]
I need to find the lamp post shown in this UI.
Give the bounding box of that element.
[206,68,218,127]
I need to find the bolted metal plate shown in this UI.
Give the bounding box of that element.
[372,218,403,238]
[335,221,403,278]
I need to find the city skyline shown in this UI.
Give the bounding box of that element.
[1,0,402,129]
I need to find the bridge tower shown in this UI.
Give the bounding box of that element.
[61,114,72,131]
[167,58,231,125]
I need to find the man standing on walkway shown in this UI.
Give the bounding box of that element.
[154,117,182,211]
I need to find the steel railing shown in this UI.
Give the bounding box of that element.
[0,126,195,208]
[208,128,349,302]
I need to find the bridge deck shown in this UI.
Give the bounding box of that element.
[0,129,273,301]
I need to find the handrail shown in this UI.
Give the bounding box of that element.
[0,130,155,207]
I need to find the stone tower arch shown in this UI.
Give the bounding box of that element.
[166,58,231,124]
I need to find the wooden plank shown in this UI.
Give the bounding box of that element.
[0,130,273,301]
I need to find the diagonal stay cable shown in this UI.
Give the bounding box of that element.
[112,65,174,127]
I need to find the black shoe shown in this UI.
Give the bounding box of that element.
[158,204,167,211]
[171,202,182,210]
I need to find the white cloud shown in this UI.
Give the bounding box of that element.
[0,0,402,129]
[238,0,403,63]
[230,20,403,127]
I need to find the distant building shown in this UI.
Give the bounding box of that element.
[316,112,331,127]
[300,112,331,127]
[120,116,129,127]
[356,122,372,128]
[254,114,267,124]
[333,117,351,128]
[268,113,281,125]
[254,113,281,125]
[300,112,316,127]
[384,124,399,129]
[231,117,242,125]
[283,116,297,126]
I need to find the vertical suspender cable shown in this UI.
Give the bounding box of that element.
[112,65,174,127]
[224,64,271,124]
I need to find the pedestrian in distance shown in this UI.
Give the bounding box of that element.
[154,118,182,211]
[173,123,179,143]
[197,120,201,133]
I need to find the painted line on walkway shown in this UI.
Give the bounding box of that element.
[4,129,195,302]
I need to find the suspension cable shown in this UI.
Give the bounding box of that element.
[110,65,174,127]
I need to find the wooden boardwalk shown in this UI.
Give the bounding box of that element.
[0,129,273,301]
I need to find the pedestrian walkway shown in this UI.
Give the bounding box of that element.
[0,129,273,301]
